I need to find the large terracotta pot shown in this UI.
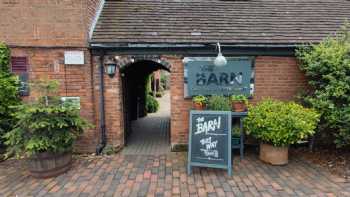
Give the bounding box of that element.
[193,102,205,110]
[27,152,72,178]
[259,143,288,165]
[232,101,246,112]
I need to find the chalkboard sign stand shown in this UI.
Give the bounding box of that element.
[188,110,232,176]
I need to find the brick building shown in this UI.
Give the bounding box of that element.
[1,0,349,153]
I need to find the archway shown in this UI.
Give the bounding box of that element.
[119,58,171,155]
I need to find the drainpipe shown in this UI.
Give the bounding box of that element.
[96,54,107,155]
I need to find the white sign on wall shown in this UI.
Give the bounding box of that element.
[64,51,85,65]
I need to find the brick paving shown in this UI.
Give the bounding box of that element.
[1,151,350,197]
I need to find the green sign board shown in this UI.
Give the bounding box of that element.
[188,110,232,176]
[184,57,254,97]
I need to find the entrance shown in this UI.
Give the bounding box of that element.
[120,60,171,155]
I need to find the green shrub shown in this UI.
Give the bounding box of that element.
[296,23,350,147]
[146,94,159,113]
[230,94,248,104]
[0,43,20,148]
[192,95,207,105]
[156,91,163,98]
[3,79,92,158]
[245,99,320,147]
[207,95,231,111]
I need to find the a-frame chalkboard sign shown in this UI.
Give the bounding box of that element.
[188,110,232,176]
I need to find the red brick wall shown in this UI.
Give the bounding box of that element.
[10,48,97,153]
[91,56,124,149]
[0,0,101,47]
[169,56,308,148]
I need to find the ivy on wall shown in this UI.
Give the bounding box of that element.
[0,42,20,148]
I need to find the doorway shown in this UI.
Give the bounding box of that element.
[120,60,171,155]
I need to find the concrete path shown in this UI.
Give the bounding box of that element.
[122,91,170,156]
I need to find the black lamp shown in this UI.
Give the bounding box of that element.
[105,59,117,78]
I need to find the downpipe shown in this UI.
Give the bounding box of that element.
[96,55,107,155]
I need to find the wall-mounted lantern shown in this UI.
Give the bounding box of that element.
[214,42,227,67]
[104,58,118,78]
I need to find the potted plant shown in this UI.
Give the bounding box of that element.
[231,126,241,146]
[3,79,92,178]
[245,99,320,165]
[230,95,248,112]
[192,95,207,110]
[207,95,231,111]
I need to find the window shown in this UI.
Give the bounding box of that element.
[11,57,29,96]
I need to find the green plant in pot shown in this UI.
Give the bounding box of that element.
[245,99,320,165]
[192,95,207,110]
[207,95,231,111]
[3,79,92,178]
[231,125,241,146]
[230,94,248,112]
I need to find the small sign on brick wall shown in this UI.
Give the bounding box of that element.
[64,51,85,65]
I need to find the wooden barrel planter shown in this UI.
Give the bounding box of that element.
[27,152,72,178]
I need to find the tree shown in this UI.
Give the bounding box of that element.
[0,43,20,148]
[296,23,350,147]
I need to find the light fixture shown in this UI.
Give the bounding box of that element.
[104,58,117,78]
[214,42,227,67]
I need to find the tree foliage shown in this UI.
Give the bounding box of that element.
[0,43,20,148]
[146,94,159,113]
[3,79,92,158]
[296,24,350,147]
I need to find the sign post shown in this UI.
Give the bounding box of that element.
[188,110,232,176]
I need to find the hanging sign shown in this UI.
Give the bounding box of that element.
[184,57,254,98]
[188,110,232,176]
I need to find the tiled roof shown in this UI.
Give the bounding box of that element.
[91,0,350,45]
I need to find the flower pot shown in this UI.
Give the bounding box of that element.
[193,102,205,110]
[259,143,288,165]
[232,101,246,112]
[27,151,72,178]
[231,137,240,145]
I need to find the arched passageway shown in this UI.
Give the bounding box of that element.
[120,60,171,155]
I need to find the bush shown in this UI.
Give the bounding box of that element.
[230,94,248,104]
[156,91,163,98]
[245,99,320,147]
[3,79,92,158]
[207,95,231,111]
[192,95,207,105]
[146,94,159,113]
[0,43,20,148]
[296,24,350,147]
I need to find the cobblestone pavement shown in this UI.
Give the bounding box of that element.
[122,91,170,155]
[1,151,350,197]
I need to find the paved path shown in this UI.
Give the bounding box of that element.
[122,91,170,156]
[1,152,350,196]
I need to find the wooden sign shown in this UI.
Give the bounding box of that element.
[188,110,232,176]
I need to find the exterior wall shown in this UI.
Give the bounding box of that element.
[92,56,124,150]
[170,56,308,149]
[1,0,104,153]
[0,0,101,47]
[10,48,97,153]
[0,0,86,47]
